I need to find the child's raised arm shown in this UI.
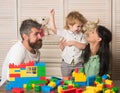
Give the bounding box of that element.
[49,9,57,34]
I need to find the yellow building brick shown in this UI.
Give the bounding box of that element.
[9,77,15,81]
[9,68,20,74]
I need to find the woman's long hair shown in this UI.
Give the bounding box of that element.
[83,25,112,76]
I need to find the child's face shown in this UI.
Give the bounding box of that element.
[69,23,83,34]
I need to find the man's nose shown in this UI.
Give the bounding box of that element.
[38,33,42,39]
[39,29,44,38]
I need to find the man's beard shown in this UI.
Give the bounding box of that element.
[28,39,42,49]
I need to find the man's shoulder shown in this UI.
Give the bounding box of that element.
[12,41,23,47]
[10,41,25,51]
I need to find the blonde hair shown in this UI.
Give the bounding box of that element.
[64,11,87,30]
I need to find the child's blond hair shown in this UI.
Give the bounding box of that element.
[64,11,87,30]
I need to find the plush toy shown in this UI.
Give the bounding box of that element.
[82,19,99,37]
[40,16,53,36]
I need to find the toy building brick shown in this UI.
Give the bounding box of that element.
[6,61,46,90]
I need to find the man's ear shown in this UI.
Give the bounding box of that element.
[23,34,28,40]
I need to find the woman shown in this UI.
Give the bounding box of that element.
[83,25,112,77]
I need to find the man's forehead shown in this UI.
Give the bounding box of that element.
[31,28,40,33]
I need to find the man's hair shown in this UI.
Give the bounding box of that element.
[64,11,87,30]
[20,19,42,39]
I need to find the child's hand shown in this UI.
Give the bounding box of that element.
[50,9,55,16]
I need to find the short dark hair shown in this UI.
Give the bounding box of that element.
[20,19,41,39]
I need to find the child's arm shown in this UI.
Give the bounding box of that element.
[49,9,57,34]
[64,41,86,49]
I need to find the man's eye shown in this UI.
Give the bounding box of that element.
[35,33,38,36]
[35,33,39,36]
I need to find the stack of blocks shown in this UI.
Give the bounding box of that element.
[6,61,46,91]
[5,62,119,93]
[57,68,119,93]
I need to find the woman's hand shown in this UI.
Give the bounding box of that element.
[64,41,74,46]
[59,38,66,51]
